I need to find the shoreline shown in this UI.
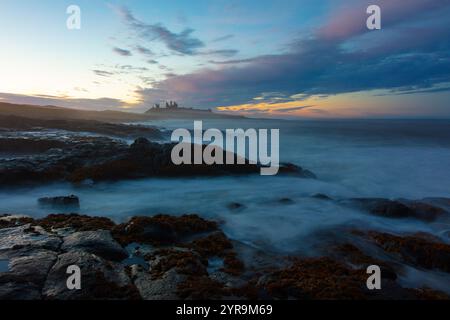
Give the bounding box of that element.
[1,212,449,300]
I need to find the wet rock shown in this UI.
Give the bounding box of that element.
[256,257,369,299]
[0,136,316,185]
[187,231,245,276]
[227,202,246,210]
[278,163,317,178]
[341,198,415,219]
[61,230,128,261]
[133,268,185,300]
[36,214,115,232]
[398,199,448,221]
[177,275,230,300]
[367,231,450,273]
[0,215,34,229]
[0,224,61,255]
[7,250,58,285]
[330,243,397,280]
[340,198,447,221]
[147,248,208,278]
[43,250,139,300]
[38,195,80,209]
[112,214,218,246]
[0,281,42,300]
[0,138,68,154]
[278,198,295,204]
[312,194,333,200]
[0,115,162,140]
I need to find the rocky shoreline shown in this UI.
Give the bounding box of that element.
[0,209,449,300]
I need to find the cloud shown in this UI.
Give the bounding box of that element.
[93,70,114,77]
[198,49,239,58]
[135,45,153,57]
[211,34,234,43]
[135,0,450,110]
[113,47,132,56]
[208,58,257,65]
[116,6,204,55]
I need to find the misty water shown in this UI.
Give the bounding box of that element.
[1,119,450,292]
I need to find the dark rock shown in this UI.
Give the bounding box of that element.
[398,200,448,221]
[367,231,450,273]
[278,163,317,178]
[0,115,162,140]
[227,202,246,210]
[342,198,415,219]
[0,225,61,255]
[38,195,80,209]
[6,250,58,286]
[341,198,448,221]
[42,250,140,300]
[312,194,332,200]
[133,268,185,300]
[0,215,34,229]
[36,214,115,232]
[279,198,295,204]
[112,214,218,246]
[61,230,128,261]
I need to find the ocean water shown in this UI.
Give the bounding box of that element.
[2,119,450,288]
[2,119,450,245]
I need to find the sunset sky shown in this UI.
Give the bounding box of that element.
[1,0,450,118]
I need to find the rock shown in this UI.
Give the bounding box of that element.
[227,202,246,210]
[0,225,61,255]
[256,257,368,299]
[0,215,34,229]
[329,243,397,280]
[278,198,295,204]
[37,214,115,232]
[133,268,185,300]
[312,194,333,200]
[112,214,218,246]
[0,281,42,300]
[0,138,68,154]
[43,250,139,300]
[340,198,448,221]
[367,231,450,273]
[341,198,415,219]
[278,163,317,178]
[0,115,162,140]
[61,230,128,261]
[0,136,316,186]
[38,195,80,209]
[7,250,58,285]
[398,199,448,221]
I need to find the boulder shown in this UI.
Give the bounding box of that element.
[42,250,139,300]
[61,230,128,261]
[38,195,80,209]
[0,225,61,255]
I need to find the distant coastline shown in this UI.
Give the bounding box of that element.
[0,102,245,123]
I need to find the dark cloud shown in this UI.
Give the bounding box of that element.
[117,6,204,55]
[136,0,450,109]
[112,47,132,56]
[198,49,239,58]
[208,58,257,65]
[211,34,234,43]
[276,106,314,113]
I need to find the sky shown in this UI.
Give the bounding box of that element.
[0,0,450,118]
